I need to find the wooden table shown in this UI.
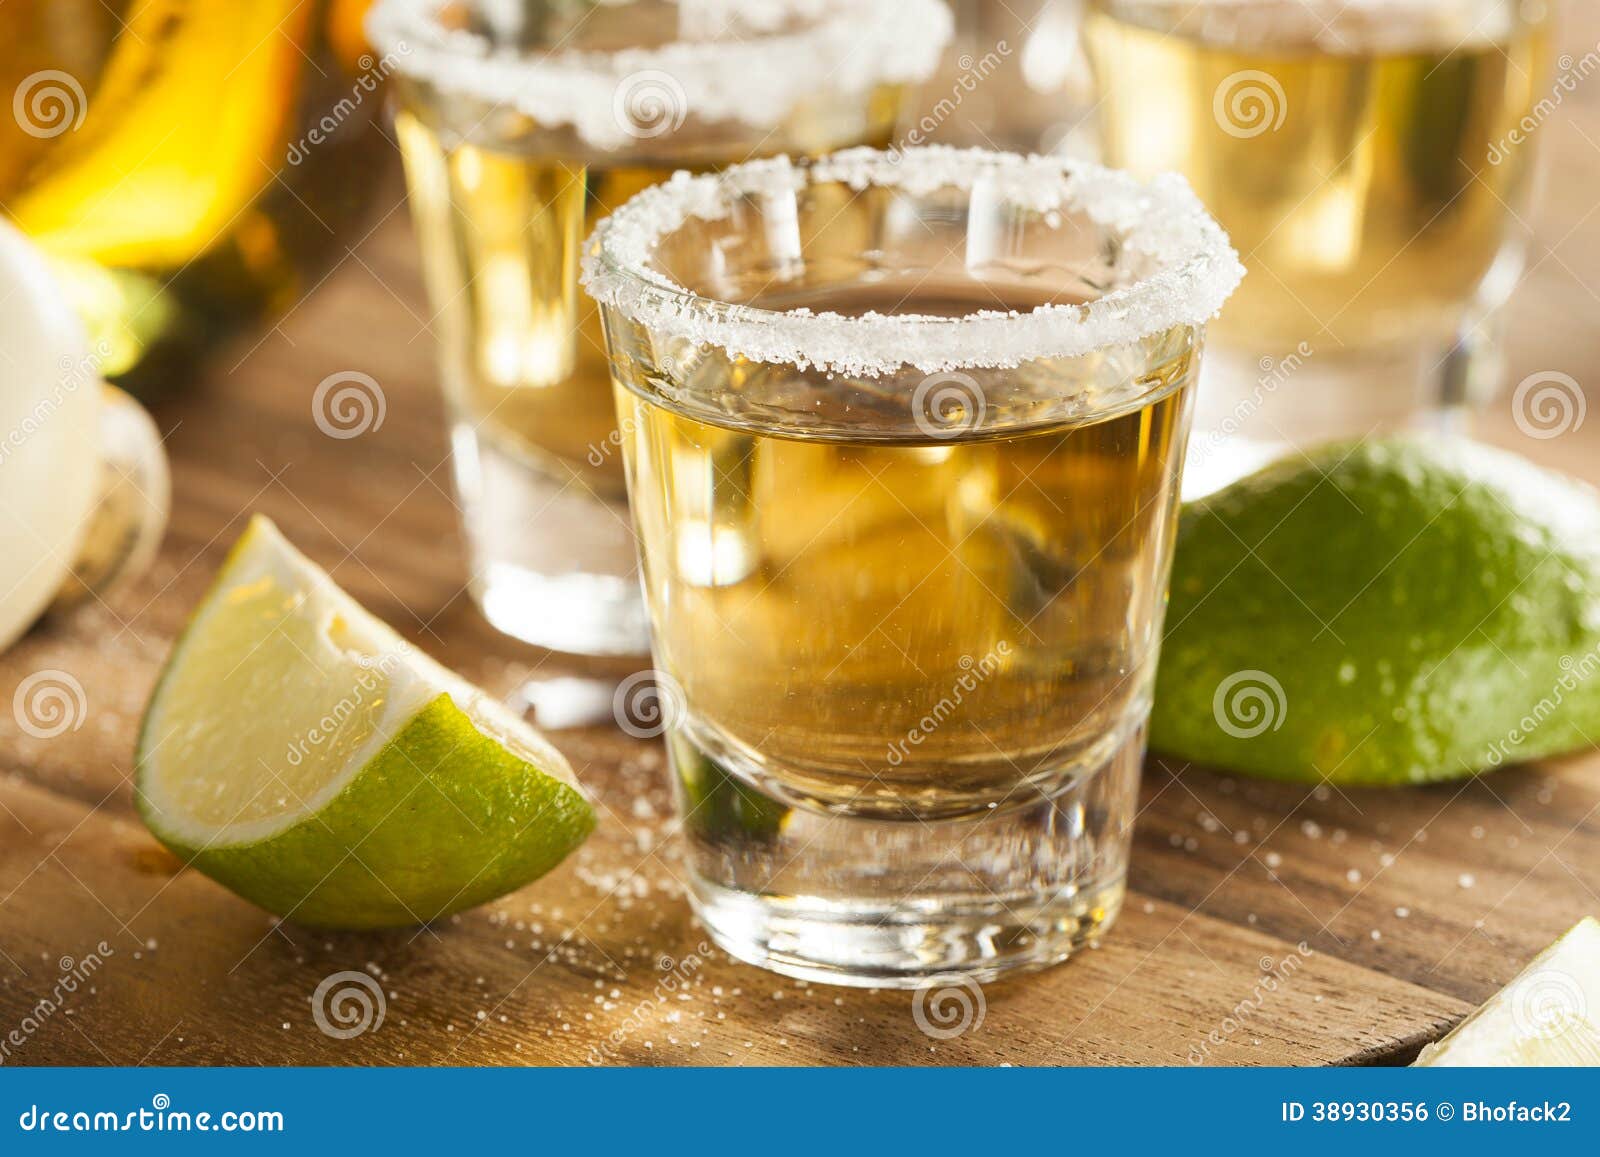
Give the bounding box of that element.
[4,6,1600,1068]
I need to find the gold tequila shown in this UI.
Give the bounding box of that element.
[617,285,1193,817]
[1087,0,1547,352]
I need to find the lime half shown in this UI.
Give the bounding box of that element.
[1153,436,1600,785]
[135,516,595,929]
[1415,917,1600,1066]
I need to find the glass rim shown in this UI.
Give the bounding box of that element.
[1086,0,1526,12]
[365,0,953,153]
[581,145,1246,377]
[1086,0,1538,51]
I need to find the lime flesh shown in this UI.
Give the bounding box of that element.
[1416,917,1600,1066]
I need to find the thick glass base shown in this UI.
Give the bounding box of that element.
[1182,323,1499,499]
[450,422,651,657]
[671,721,1143,988]
[475,565,650,657]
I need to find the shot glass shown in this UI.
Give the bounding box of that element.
[368,0,952,656]
[585,147,1242,986]
[1085,0,1552,493]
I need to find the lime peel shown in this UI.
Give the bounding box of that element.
[1153,436,1600,785]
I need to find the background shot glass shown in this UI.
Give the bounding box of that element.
[585,148,1243,986]
[370,0,952,657]
[911,0,1096,156]
[1085,0,1552,493]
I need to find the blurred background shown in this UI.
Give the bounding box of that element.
[0,0,388,393]
[2,0,1580,414]
[0,0,1104,395]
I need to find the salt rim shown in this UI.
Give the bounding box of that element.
[1101,0,1521,53]
[581,146,1246,377]
[1098,0,1502,12]
[365,0,953,153]
[1131,0,1489,6]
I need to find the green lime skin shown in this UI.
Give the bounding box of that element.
[1151,436,1600,786]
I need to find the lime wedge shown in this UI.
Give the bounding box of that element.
[1416,917,1600,1066]
[135,516,595,929]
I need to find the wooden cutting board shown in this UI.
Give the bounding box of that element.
[3,6,1598,1067]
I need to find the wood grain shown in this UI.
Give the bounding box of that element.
[3,3,1599,1067]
